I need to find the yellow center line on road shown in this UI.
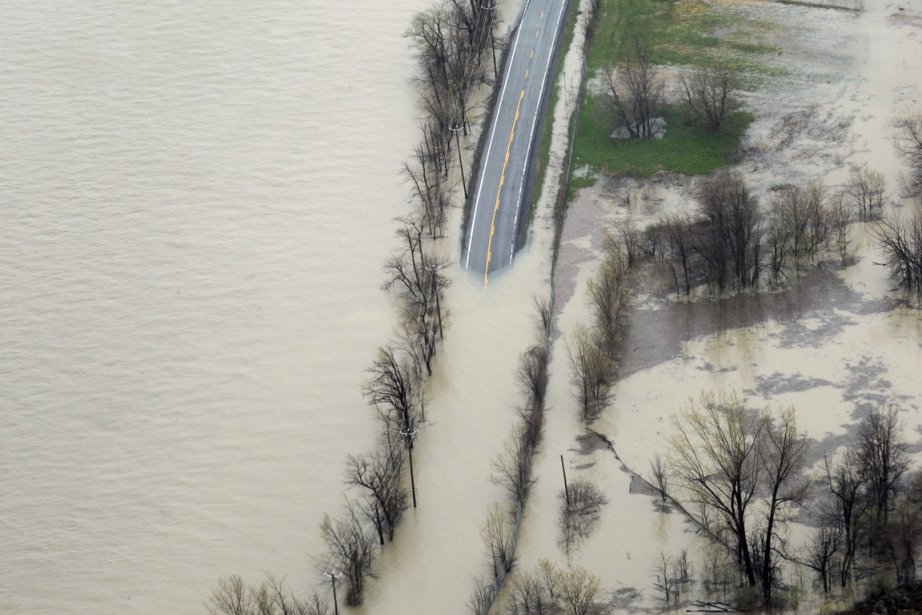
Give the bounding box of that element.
[483,88,526,287]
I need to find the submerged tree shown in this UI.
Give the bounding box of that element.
[670,391,763,589]
[874,212,922,296]
[320,503,377,606]
[824,449,868,588]
[345,447,407,545]
[567,326,613,423]
[856,405,908,529]
[895,111,922,197]
[670,391,809,604]
[693,172,762,291]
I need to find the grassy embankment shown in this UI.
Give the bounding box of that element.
[570,0,776,188]
[528,0,583,213]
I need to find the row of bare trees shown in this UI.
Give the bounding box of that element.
[505,560,605,615]
[655,393,919,609]
[604,38,740,140]
[468,299,554,615]
[568,234,633,423]
[643,169,883,297]
[207,2,506,612]
[206,575,331,615]
[407,0,504,234]
[311,0,512,606]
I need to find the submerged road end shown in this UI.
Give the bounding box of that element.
[463,0,570,286]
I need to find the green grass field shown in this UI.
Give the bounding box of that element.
[573,101,753,177]
[570,0,774,180]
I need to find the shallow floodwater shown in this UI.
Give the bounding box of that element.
[0,1,424,612]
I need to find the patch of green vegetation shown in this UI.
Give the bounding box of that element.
[587,0,775,73]
[573,99,752,177]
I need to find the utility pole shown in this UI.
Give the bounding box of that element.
[401,426,418,508]
[561,454,570,506]
[326,568,342,615]
[450,123,468,199]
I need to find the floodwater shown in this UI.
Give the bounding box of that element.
[0,1,424,613]
[510,0,922,612]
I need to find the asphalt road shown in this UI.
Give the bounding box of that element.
[463,0,570,286]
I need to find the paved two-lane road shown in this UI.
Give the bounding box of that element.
[463,0,570,285]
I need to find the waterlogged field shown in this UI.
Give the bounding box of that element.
[509,0,922,612]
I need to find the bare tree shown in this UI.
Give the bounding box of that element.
[883,471,922,584]
[558,567,603,615]
[672,550,692,605]
[466,581,495,615]
[558,479,608,554]
[856,405,908,528]
[802,524,841,594]
[770,182,831,270]
[829,191,855,266]
[757,408,808,603]
[405,139,450,238]
[884,498,922,585]
[660,213,696,296]
[767,204,793,285]
[694,172,762,291]
[260,576,325,615]
[612,218,643,268]
[492,426,533,506]
[345,447,407,545]
[679,65,739,132]
[652,552,675,608]
[364,345,423,453]
[650,453,669,502]
[207,575,327,615]
[874,212,922,296]
[320,503,377,606]
[517,345,549,408]
[481,503,516,582]
[383,219,449,375]
[824,449,868,588]
[207,575,254,615]
[533,296,553,346]
[670,391,764,588]
[604,38,664,139]
[894,111,922,197]
[507,560,560,615]
[566,326,613,423]
[300,592,331,615]
[585,248,630,358]
[845,167,885,221]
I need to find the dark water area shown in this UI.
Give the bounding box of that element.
[620,264,895,378]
